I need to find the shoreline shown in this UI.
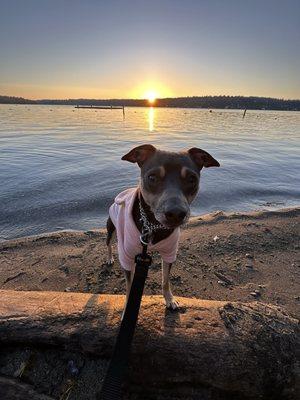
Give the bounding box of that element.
[1,206,299,245]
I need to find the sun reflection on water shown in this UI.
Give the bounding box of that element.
[148,106,155,132]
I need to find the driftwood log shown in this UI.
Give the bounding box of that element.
[0,290,298,399]
[0,376,54,400]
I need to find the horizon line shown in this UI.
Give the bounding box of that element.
[1,94,300,102]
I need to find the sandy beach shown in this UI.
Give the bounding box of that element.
[1,207,299,319]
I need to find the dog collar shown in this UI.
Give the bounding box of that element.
[138,194,169,244]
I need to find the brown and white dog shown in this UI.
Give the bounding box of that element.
[106,144,219,310]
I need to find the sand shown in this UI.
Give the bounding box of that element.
[1,207,299,319]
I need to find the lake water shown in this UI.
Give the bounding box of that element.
[0,104,299,240]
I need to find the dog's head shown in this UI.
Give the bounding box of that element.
[122,144,220,228]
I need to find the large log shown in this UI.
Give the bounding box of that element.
[0,376,55,400]
[0,290,298,399]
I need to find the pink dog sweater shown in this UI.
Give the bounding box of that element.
[109,187,180,271]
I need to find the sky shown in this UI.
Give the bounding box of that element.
[0,0,299,100]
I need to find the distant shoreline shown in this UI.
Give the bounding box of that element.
[1,95,300,111]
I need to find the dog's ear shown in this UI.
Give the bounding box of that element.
[188,148,220,169]
[122,144,156,167]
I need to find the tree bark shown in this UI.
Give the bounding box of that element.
[0,290,298,399]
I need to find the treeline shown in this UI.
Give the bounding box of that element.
[0,95,35,104]
[1,95,299,110]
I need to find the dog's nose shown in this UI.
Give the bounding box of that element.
[165,208,187,224]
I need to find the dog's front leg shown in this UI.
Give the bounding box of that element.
[106,217,115,266]
[162,260,179,310]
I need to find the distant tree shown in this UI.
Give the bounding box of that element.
[0,94,299,110]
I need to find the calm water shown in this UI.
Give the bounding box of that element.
[0,104,299,240]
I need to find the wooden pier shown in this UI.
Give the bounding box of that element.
[75,104,125,116]
[75,105,124,110]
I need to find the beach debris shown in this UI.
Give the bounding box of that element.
[67,360,79,377]
[64,287,72,292]
[59,381,76,400]
[291,262,300,268]
[214,271,233,286]
[213,235,220,242]
[250,290,261,298]
[13,361,28,378]
[3,272,25,285]
[245,253,254,268]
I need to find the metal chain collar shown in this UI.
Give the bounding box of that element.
[138,196,169,245]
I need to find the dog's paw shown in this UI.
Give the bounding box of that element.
[106,258,114,266]
[165,298,180,310]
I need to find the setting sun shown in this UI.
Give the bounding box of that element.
[130,82,172,102]
[146,91,156,104]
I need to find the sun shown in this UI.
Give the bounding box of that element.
[145,91,157,105]
[130,82,172,102]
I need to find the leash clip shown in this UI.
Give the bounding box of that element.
[140,231,151,245]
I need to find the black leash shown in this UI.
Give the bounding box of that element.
[98,242,152,400]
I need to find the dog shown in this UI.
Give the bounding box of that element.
[106,144,220,310]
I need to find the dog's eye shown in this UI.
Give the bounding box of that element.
[148,174,158,184]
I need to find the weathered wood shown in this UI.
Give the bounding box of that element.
[0,290,298,399]
[0,376,54,400]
